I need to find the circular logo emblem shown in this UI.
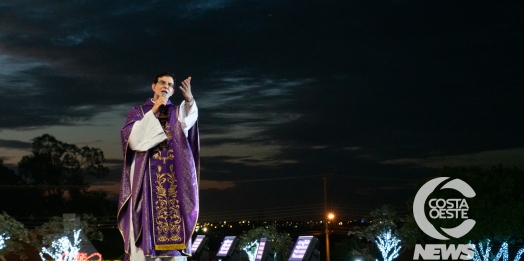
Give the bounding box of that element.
[413,177,476,240]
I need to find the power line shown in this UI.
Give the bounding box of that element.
[220,174,417,183]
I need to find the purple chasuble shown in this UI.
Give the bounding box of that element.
[117,99,200,261]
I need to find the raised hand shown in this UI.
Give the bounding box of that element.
[179,77,193,102]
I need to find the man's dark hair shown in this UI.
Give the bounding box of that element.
[153,72,176,84]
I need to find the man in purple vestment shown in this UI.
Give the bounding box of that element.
[117,72,200,261]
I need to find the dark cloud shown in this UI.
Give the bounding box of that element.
[0,139,32,150]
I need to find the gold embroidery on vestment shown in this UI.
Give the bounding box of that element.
[152,147,174,164]
[154,164,182,245]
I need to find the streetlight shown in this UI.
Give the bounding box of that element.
[325,212,334,261]
[323,175,332,261]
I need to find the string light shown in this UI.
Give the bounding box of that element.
[39,230,82,261]
[374,230,401,261]
[4,230,101,261]
[514,248,524,261]
[0,234,10,250]
[242,241,259,261]
[470,239,493,261]
[469,240,524,261]
[38,228,104,261]
[63,252,102,261]
[493,242,508,261]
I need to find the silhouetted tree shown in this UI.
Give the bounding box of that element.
[0,160,21,215]
[350,205,401,242]
[17,134,110,216]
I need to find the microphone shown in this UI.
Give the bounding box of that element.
[159,92,169,115]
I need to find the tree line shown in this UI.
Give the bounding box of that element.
[0,134,116,223]
[0,134,117,260]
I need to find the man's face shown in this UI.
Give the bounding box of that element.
[152,76,175,99]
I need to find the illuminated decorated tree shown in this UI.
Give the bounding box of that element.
[374,230,401,261]
[0,212,30,261]
[0,234,10,261]
[0,235,7,250]
[39,229,82,261]
[469,240,524,261]
[239,225,293,261]
[242,240,260,261]
[30,214,103,261]
[352,227,403,261]
[349,205,412,261]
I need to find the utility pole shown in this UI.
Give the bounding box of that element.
[323,174,331,261]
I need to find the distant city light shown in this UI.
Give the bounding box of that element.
[328,213,335,220]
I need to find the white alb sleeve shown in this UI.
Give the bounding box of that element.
[129,110,167,151]
[178,100,198,137]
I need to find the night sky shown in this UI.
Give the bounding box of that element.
[1,0,523,222]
